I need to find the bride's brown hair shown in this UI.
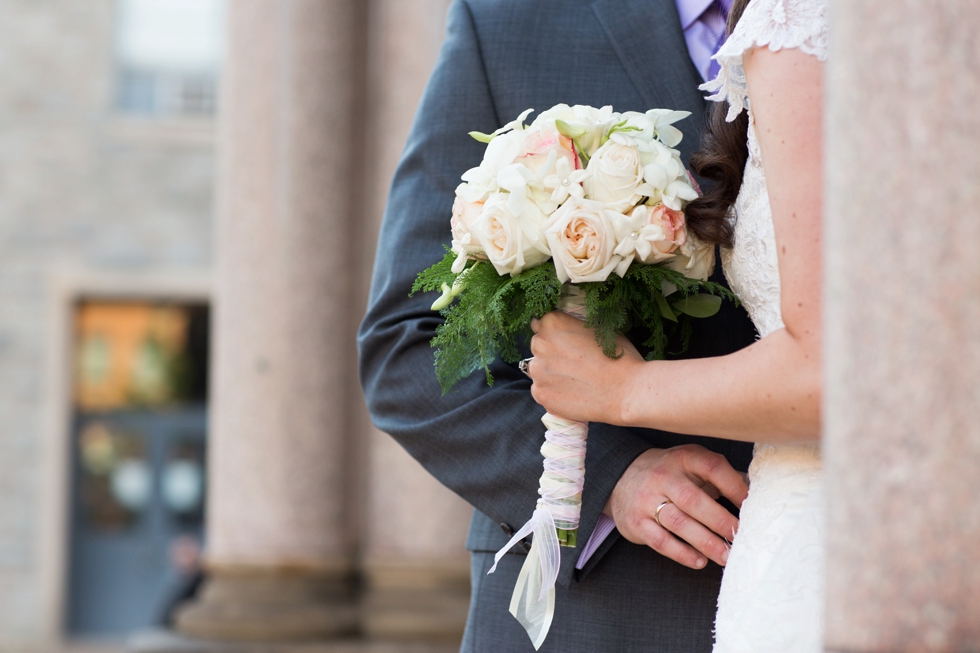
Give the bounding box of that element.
[685,0,752,249]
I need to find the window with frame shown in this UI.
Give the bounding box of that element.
[114,0,225,117]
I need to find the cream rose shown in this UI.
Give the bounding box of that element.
[544,197,625,283]
[584,140,645,212]
[471,194,550,277]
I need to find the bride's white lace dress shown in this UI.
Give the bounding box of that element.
[699,0,828,651]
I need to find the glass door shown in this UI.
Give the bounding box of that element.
[66,301,209,636]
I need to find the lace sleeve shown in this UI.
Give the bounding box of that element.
[700,0,828,121]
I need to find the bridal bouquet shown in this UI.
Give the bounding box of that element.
[412,104,734,649]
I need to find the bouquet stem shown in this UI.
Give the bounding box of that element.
[556,528,578,548]
[548,286,589,550]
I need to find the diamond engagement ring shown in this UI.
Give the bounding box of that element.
[519,357,533,377]
[654,499,673,528]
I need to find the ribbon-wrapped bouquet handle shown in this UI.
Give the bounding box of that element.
[489,413,587,649]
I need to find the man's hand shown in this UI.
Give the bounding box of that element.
[606,445,749,569]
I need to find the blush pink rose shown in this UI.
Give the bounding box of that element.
[516,128,580,178]
[648,204,687,255]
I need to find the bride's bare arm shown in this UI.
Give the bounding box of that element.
[528,47,823,444]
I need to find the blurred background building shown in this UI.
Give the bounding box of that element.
[0,1,469,651]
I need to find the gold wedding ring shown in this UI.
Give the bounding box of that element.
[654,499,673,528]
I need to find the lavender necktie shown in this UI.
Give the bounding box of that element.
[706,0,732,80]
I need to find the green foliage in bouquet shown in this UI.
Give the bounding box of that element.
[412,250,738,394]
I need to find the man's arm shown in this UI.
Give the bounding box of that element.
[357,0,747,581]
[357,0,656,579]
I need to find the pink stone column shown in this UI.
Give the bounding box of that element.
[355,0,473,642]
[175,0,365,641]
[824,1,980,651]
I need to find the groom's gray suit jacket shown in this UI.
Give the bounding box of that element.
[358,0,757,650]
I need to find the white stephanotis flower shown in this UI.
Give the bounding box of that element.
[645,109,691,148]
[496,162,538,217]
[644,140,683,180]
[496,157,563,219]
[637,142,698,209]
[661,178,699,211]
[609,109,691,150]
[544,156,590,205]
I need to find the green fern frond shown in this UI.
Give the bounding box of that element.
[414,256,738,394]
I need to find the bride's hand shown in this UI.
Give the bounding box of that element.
[528,311,643,424]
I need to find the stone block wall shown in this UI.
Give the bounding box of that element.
[0,0,215,645]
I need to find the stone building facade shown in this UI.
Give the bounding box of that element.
[0,0,469,650]
[0,0,216,646]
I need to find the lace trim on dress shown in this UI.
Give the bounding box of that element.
[699,0,829,121]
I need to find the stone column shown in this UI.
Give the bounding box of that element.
[824,2,980,651]
[355,0,473,643]
[175,0,365,641]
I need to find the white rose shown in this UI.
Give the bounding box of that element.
[584,140,645,212]
[661,177,699,211]
[544,197,626,284]
[471,194,550,277]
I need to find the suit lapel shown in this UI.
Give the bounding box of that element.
[592,0,707,141]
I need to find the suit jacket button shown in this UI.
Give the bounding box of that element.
[500,522,515,536]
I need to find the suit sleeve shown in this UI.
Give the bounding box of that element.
[357,0,654,586]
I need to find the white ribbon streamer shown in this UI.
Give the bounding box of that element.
[489,287,590,650]
[488,506,558,650]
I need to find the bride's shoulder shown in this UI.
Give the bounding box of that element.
[701,0,828,121]
[733,0,829,60]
